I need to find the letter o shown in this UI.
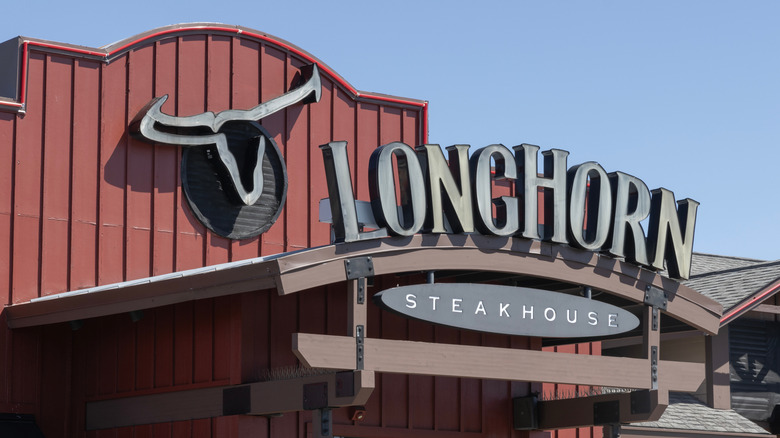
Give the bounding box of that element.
[567,162,612,250]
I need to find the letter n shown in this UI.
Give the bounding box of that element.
[647,188,699,280]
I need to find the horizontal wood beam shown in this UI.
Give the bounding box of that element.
[293,334,704,392]
[749,303,780,315]
[537,389,668,430]
[86,370,374,430]
[294,334,650,388]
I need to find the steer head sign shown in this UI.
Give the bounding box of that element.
[130,64,322,239]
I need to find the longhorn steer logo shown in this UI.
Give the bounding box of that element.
[130,64,322,239]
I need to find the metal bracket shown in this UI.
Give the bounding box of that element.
[357,277,365,304]
[644,285,667,332]
[644,285,668,310]
[345,257,374,280]
[652,307,659,331]
[650,346,658,390]
[356,325,365,370]
[314,408,333,438]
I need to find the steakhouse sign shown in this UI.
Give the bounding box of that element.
[321,141,698,280]
[374,284,640,338]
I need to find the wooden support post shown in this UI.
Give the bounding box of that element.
[706,325,731,409]
[347,278,366,337]
[642,306,660,390]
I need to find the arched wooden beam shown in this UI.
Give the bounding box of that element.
[4,235,721,333]
[274,235,721,334]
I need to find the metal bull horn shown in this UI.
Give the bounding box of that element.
[130,64,322,206]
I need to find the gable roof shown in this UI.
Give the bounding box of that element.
[684,253,780,326]
[689,253,766,276]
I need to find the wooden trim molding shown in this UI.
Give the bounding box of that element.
[6,235,722,334]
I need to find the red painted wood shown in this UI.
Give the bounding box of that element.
[355,103,378,201]
[174,301,194,386]
[152,39,178,277]
[0,27,491,438]
[154,306,175,388]
[70,59,100,291]
[12,52,45,304]
[402,109,416,146]
[213,296,233,382]
[332,88,357,195]
[260,45,287,256]
[0,108,12,311]
[153,423,172,438]
[285,57,310,252]
[99,55,128,286]
[40,55,72,296]
[193,299,214,383]
[136,311,155,391]
[380,106,402,147]
[116,316,136,393]
[192,418,211,438]
[172,420,191,438]
[175,36,207,271]
[240,291,270,383]
[229,38,261,261]
[0,317,10,406]
[205,35,232,265]
[39,325,71,437]
[126,45,155,282]
[97,317,118,396]
[308,79,333,246]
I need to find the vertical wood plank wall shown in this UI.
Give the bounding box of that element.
[0,28,601,438]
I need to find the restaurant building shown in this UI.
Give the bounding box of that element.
[0,23,771,437]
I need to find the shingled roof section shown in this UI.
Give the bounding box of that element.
[689,253,766,277]
[627,392,770,435]
[684,254,780,312]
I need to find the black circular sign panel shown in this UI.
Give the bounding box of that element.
[181,121,287,240]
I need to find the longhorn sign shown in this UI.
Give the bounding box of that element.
[130,64,322,239]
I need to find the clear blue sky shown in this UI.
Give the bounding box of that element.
[6,1,779,260]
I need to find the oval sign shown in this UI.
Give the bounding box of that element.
[374,283,639,338]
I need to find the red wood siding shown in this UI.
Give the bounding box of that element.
[0,27,427,438]
[0,25,602,438]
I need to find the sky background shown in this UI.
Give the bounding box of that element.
[5,1,779,260]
